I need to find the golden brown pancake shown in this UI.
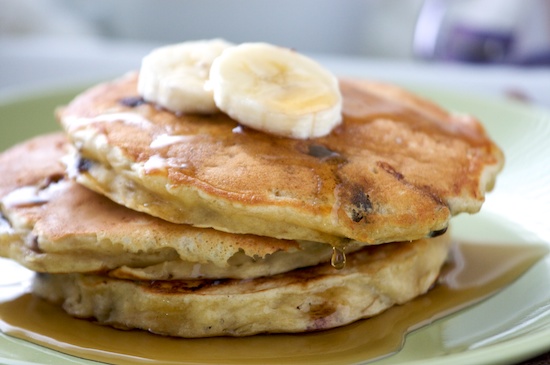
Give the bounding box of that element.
[0,134,354,279]
[32,232,451,337]
[58,73,503,246]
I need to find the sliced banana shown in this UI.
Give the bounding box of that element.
[138,39,233,114]
[209,42,343,139]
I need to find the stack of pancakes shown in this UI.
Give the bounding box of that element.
[0,73,503,337]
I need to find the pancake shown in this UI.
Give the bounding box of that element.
[0,134,354,280]
[58,72,504,246]
[32,231,451,337]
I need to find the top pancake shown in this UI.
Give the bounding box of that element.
[59,72,503,245]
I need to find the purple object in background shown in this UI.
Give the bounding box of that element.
[414,0,550,66]
[443,25,514,63]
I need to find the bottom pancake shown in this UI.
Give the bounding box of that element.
[32,232,451,338]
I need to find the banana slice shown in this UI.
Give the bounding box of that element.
[138,39,233,114]
[209,43,343,139]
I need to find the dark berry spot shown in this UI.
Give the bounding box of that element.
[119,96,146,108]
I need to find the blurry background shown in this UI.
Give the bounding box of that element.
[2,0,550,61]
[0,0,425,58]
[0,0,549,105]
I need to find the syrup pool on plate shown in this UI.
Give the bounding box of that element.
[0,240,547,365]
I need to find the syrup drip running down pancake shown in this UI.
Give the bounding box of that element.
[58,73,503,247]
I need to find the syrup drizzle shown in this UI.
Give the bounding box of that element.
[330,246,346,269]
[0,241,547,365]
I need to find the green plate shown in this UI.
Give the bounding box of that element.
[1,85,550,365]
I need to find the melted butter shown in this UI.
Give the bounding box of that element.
[64,112,153,133]
[143,155,190,174]
[1,181,69,209]
[1,186,48,208]
[143,154,168,172]
[150,134,192,149]
[0,241,547,365]
[0,214,13,235]
[232,125,244,134]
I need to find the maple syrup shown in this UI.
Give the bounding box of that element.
[0,241,547,365]
[330,246,346,269]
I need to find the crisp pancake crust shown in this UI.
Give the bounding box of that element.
[0,134,348,279]
[59,73,503,246]
[32,232,451,337]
